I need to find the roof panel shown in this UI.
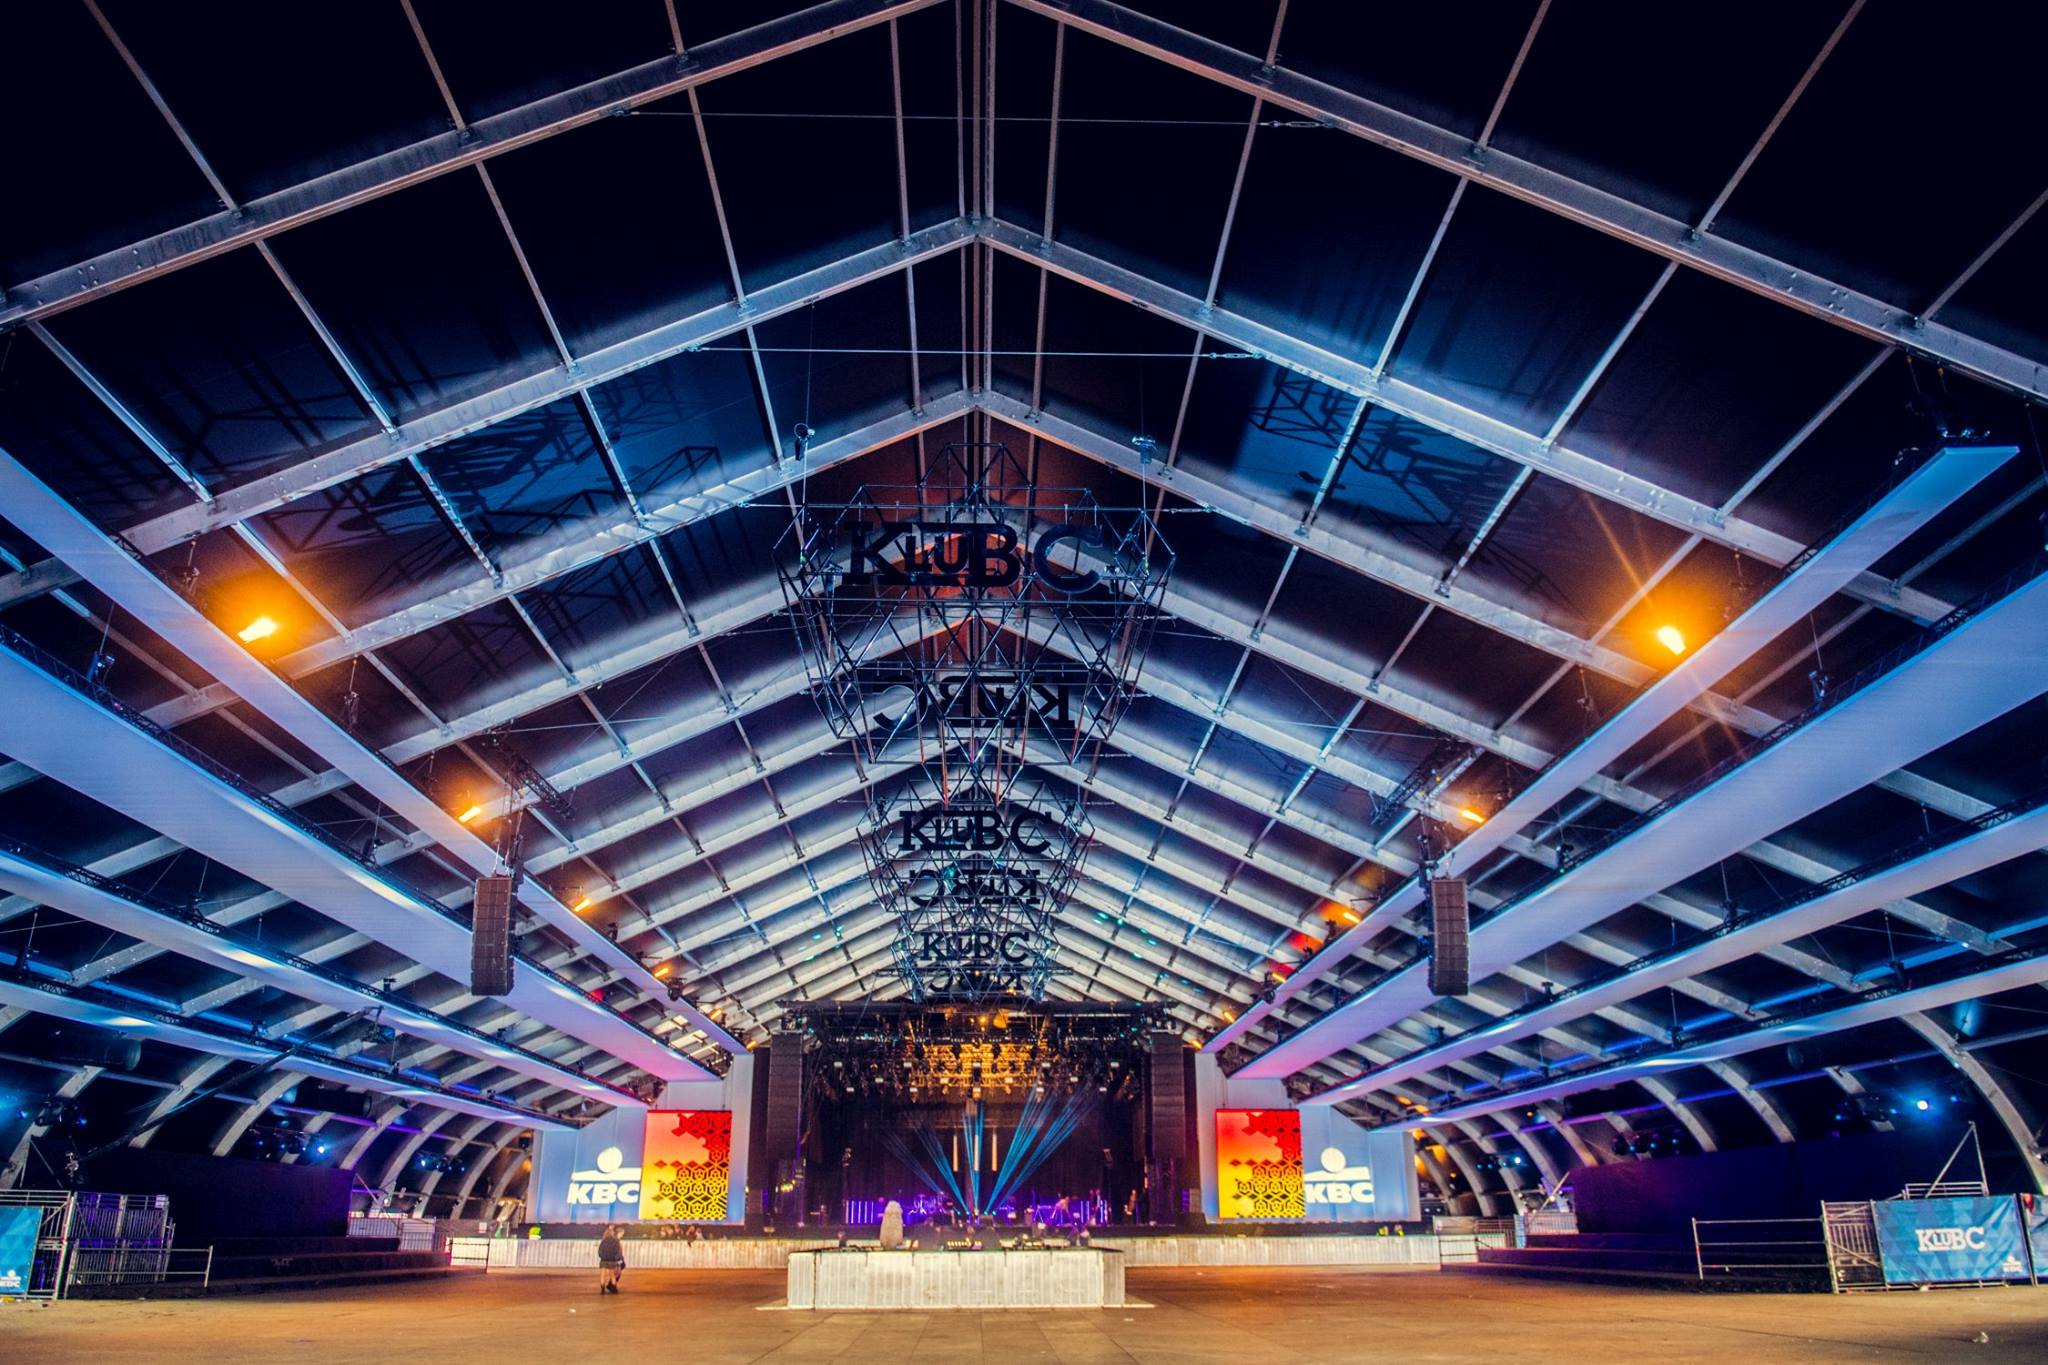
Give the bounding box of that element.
[1387,187,1670,434]
[1215,127,1456,364]
[100,0,452,204]
[1714,0,2048,304]
[1175,360,1349,525]
[267,173,557,421]
[248,463,478,628]
[486,109,734,355]
[41,248,376,492]
[1487,1,1855,224]
[1560,268,1882,509]
[697,27,902,290]
[1049,33,1255,296]
[1278,0,1544,140]
[0,1,219,281]
[409,0,673,123]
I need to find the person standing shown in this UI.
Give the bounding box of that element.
[597,1224,626,1294]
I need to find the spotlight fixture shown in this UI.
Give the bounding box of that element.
[237,615,279,644]
[458,804,487,825]
[1654,624,1686,656]
[1455,806,1484,825]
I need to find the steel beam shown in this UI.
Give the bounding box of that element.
[0,624,704,1079]
[0,846,637,1106]
[1004,0,2048,404]
[0,976,569,1131]
[1313,796,2048,1102]
[0,224,972,613]
[0,446,738,1056]
[1217,443,2017,1051]
[1405,947,2048,1129]
[1254,568,2048,1079]
[0,1,945,326]
[980,228,1953,626]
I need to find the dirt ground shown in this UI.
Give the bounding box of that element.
[6,1264,2047,1363]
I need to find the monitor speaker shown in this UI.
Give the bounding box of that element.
[1428,876,1469,997]
[470,874,516,996]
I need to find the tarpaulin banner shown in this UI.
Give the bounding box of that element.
[1215,1109,1304,1221]
[530,1104,647,1223]
[0,1204,39,1295]
[635,1111,733,1221]
[1873,1195,2031,1284]
[1299,1108,1419,1222]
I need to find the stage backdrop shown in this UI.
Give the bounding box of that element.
[530,1058,752,1224]
[1301,1107,1421,1223]
[1195,1055,1420,1222]
[1216,1109,1305,1220]
[637,1110,734,1221]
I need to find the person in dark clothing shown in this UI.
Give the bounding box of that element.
[597,1225,625,1293]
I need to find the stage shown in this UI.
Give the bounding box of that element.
[448,1231,1454,1273]
[785,1247,1125,1309]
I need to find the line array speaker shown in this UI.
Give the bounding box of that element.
[765,1032,806,1222]
[1428,876,1469,997]
[1148,1032,1187,1164]
[470,874,516,996]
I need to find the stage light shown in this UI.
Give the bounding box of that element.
[572,896,593,913]
[1915,1098,1931,1111]
[1655,624,1686,655]
[654,964,672,979]
[1456,806,1484,825]
[237,615,279,644]
[458,804,487,825]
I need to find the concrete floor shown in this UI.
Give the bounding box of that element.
[6,1265,2047,1363]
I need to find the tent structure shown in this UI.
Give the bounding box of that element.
[0,0,2044,1212]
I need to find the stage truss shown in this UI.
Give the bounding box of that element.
[780,443,1171,1001]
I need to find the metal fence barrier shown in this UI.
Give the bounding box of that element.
[65,1246,214,1295]
[0,1190,76,1299]
[1692,1217,1831,1285]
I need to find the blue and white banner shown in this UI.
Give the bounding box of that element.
[1298,1109,1419,1223]
[531,1106,650,1224]
[0,1204,39,1296]
[1873,1196,2031,1284]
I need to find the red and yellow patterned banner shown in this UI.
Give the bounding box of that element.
[1216,1109,1305,1220]
[635,1110,732,1221]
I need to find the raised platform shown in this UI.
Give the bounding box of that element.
[448,1232,1453,1273]
[785,1248,1124,1310]
[1457,1232,1831,1293]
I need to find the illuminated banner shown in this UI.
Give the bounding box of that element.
[533,1104,645,1221]
[0,1205,37,1294]
[566,1143,641,1209]
[1216,1109,1305,1221]
[1299,1108,1420,1223]
[636,1111,734,1222]
[1874,1196,2031,1284]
